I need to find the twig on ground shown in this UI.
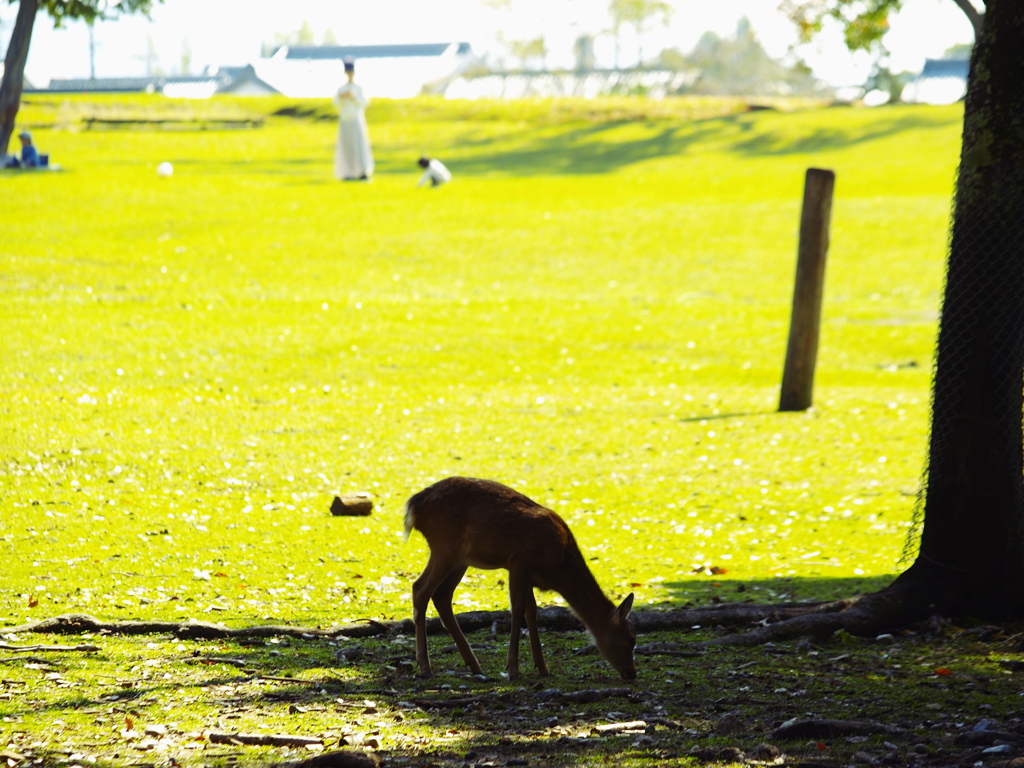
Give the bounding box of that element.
[258,675,316,684]
[592,720,648,734]
[193,656,248,668]
[0,642,100,653]
[635,642,704,657]
[206,732,323,747]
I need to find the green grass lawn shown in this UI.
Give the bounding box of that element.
[2,95,959,630]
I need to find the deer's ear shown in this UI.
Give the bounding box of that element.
[615,592,634,621]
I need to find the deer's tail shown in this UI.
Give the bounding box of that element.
[402,499,417,542]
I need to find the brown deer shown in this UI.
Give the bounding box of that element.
[403,476,637,680]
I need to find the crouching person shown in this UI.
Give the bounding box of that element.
[417,156,451,187]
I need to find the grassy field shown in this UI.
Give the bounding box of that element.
[4,94,1009,768]
[3,95,958,628]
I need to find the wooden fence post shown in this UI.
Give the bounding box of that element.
[779,168,835,412]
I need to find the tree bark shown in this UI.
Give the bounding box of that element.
[894,0,1024,620]
[0,0,39,157]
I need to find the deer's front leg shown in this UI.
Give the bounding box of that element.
[521,581,548,676]
[507,570,538,679]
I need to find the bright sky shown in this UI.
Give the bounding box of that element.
[6,0,978,89]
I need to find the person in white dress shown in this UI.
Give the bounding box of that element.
[333,58,374,181]
[416,156,452,187]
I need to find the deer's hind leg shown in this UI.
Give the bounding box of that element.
[413,557,463,677]
[425,564,482,675]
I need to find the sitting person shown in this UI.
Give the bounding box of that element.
[17,130,39,168]
[416,156,451,187]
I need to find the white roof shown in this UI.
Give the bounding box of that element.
[253,43,469,99]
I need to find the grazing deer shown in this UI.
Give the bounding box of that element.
[403,476,637,680]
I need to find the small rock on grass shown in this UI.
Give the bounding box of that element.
[690,746,745,763]
[330,494,373,516]
[748,743,782,762]
[714,714,746,735]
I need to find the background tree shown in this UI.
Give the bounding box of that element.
[573,33,596,72]
[944,41,972,58]
[178,35,190,76]
[273,19,316,48]
[682,17,828,97]
[138,31,159,76]
[861,55,911,103]
[780,0,985,51]
[508,36,547,71]
[608,0,673,68]
[653,45,686,72]
[1,0,156,157]
[780,1,982,101]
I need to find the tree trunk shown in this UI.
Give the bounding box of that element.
[0,0,39,157]
[703,0,1024,646]
[890,0,1024,620]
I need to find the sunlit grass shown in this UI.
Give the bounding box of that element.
[2,96,960,630]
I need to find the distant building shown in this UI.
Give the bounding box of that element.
[254,42,477,98]
[903,58,969,105]
[26,42,474,99]
[444,69,696,99]
[207,66,278,97]
[35,65,277,98]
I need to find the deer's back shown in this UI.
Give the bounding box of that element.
[405,477,575,573]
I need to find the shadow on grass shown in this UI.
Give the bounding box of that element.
[676,410,770,423]
[13,566,1014,768]
[159,108,959,181]
[377,109,960,177]
[660,573,899,610]
[20,637,673,764]
[7,574,899,727]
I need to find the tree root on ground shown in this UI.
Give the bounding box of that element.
[0,598,863,643]
[0,576,957,646]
